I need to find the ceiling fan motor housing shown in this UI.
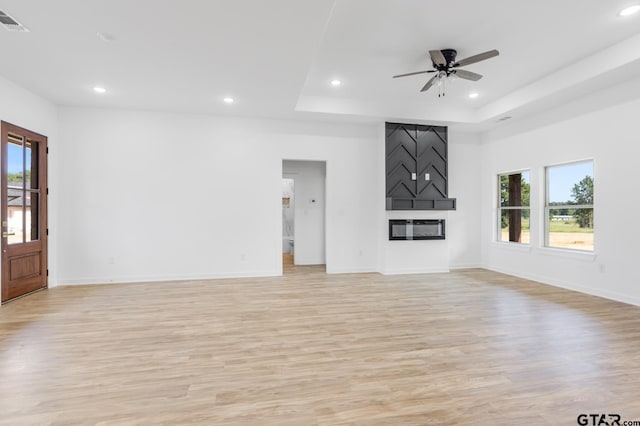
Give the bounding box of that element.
[434,49,457,71]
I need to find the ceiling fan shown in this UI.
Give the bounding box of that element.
[393,49,499,96]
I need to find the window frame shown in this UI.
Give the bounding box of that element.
[496,169,531,245]
[544,159,594,252]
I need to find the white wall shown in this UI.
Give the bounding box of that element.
[448,131,482,269]
[57,108,380,283]
[283,160,326,265]
[0,75,59,286]
[480,97,640,306]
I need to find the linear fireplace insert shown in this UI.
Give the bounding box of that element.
[389,219,445,240]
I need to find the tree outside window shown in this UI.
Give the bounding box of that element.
[498,171,530,244]
[546,161,594,251]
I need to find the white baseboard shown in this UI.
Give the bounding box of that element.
[380,267,450,275]
[58,270,281,286]
[56,263,640,308]
[482,264,640,307]
[449,263,483,270]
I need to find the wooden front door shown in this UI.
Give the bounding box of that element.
[1,121,48,303]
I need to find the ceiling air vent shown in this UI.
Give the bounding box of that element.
[0,10,29,32]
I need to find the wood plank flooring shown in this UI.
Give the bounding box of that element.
[1,268,640,425]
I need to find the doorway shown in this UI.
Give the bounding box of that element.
[1,121,48,303]
[282,160,326,273]
[282,178,295,267]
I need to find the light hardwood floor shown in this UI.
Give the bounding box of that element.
[1,268,640,425]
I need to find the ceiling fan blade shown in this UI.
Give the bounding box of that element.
[420,74,439,92]
[453,49,499,67]
[392,70,436,78]
[453,69,483,81]
[429,50,447,66]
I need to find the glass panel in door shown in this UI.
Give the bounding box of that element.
[7,134,24,245]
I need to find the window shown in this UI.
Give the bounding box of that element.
[498,171,530,244]
[545,161,594,252]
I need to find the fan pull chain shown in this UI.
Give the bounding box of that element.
[438,75,446,97]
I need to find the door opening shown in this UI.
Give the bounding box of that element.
[1,122,48,303]
[282,160,326,274]
[282,178,295,268]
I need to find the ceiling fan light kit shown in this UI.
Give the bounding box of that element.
[393,48,499,96]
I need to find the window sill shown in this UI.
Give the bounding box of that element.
[535,247,597,262]
[490,241,532,252]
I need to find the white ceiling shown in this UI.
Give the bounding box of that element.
[1,0,639,130]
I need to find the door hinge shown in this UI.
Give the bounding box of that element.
[46,269,49,277]
[46,188,49,195]
[46,147,49,154]
[46,228,49,236]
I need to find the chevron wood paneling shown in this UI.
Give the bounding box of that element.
[385,122,455,210]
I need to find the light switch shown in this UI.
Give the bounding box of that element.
[411,172,417,181]
[425,173,430,181]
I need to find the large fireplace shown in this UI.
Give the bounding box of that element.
[389,219,445,240]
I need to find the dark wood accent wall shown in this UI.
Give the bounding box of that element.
[385,122,456,210]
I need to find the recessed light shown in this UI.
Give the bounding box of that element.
[468,92,479,99]
[223,97,235,104]
[330,79,342,87]
[93,87,107,94]
[619,4,640,16]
